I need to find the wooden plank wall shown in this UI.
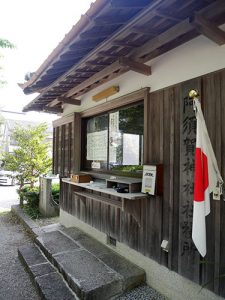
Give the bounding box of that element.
[53,113,80,177]
[59,68,225,297]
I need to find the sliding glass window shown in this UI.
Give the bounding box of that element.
[83,102,144,172]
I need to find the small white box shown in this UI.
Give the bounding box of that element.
[142,165,157,195]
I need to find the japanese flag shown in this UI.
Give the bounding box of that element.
[192,98,223,257]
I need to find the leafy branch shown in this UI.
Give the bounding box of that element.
[0,39,15,49]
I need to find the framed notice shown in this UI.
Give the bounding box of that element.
[87,130,108,161]
[142,165,157,195]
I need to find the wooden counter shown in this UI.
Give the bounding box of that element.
[62,178,146,200]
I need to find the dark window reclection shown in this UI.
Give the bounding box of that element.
[83,102,144,173]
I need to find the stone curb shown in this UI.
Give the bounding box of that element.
[11,205,43,237]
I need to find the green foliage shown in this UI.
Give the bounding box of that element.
[18,183,59,219]
[23,205,42,219]
[3,123,52,190]
[18,185,42,219]
[0,39,15,49]
[0,38,15,87]
[119,104,144,135]
[111,165,143,172]
[19,186,39,206]
[111,165,143,178]
[51,183,60,205]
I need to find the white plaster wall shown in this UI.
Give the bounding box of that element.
[62,29,225,117]
[60,210,223,300]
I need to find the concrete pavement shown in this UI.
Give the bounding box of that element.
[0,185,19,212]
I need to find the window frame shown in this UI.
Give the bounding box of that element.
[80,88,149,177]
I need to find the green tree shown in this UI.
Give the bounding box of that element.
[0,38,15,86]
[3,123,52,205]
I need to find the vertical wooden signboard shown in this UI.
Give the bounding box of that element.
[178,79,200,283]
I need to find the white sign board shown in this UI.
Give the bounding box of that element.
[109,112,119,163]
[87,130,108,161]
[142,165,157,195]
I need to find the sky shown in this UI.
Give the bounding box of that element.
[0,0,93,122]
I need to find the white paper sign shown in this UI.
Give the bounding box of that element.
[142,165,156,195]
[109,112,119,132]
[87,130,108,161]
[109,112,120,163]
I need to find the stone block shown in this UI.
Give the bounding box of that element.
[54,249,123,299]
[18,245,46,266]
[35,272,75,300]
[30,262,56,278]
[36,231,80,257]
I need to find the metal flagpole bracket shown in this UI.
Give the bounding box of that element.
[189,89,199,112]
[189,89,199,99]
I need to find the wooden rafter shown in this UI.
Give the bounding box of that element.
[110,0,151,9]
[44,92,60,96]
[58,97,81,106]
[112,40,139,48]
[68,44,94,51]
[43,106,63,113]
[192,13,225,45]
[48,99,60,108]
[80,29,113,39]
[94,16,130,25]
[46,68,71,77]
[64,57,151,99]
[65,60,129,98]
[131,19,193,58]
[76,70,96,74]
[131,26,157,36]
[59,53,86,60]
[197,0,225,18]
[69,76,89,80]
[52,61,75,69]
[98,51,121,58]
[85,61,109,67]
[75,68,126,98]
[119,57,151,75]
[153,10,182,22]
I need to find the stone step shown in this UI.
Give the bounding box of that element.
[36,228,145,300]
[61,227,146,291]
[18,244,77,300]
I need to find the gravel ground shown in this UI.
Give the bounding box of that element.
[116,284,167,300]
[0,212,40,300]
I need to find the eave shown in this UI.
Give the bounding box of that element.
[22,0,225,114]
